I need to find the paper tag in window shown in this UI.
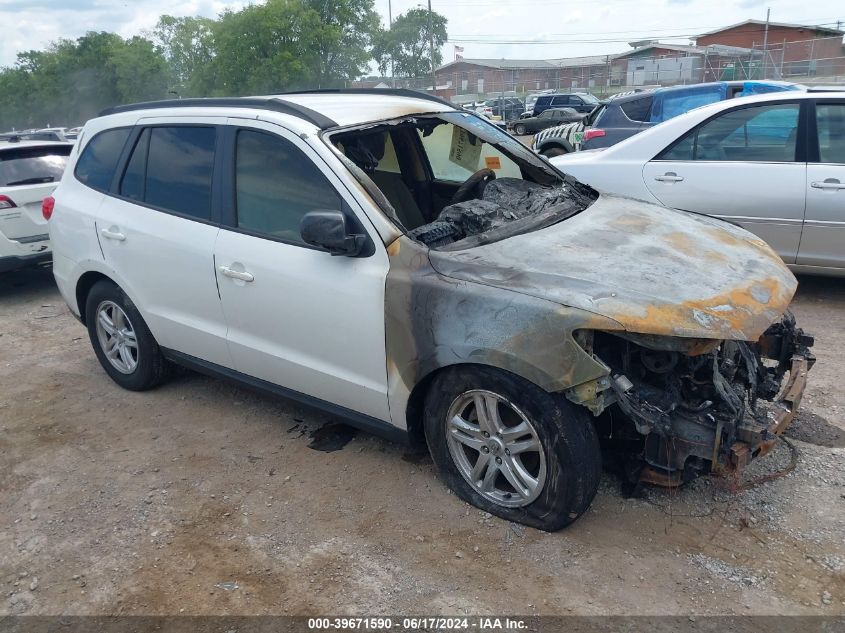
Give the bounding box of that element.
[449,127,482,172]
[484,156,502,170]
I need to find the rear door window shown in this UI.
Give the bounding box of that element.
[816,103,845,164]
[75,128,132,191]
[116,126,216,220]
[132,126,216,220]
[0,145,71,186]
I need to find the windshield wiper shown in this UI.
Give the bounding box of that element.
[5,176,55,186]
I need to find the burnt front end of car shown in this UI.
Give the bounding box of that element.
[570,314,814,486]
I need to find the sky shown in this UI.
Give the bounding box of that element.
[1,0,843,70]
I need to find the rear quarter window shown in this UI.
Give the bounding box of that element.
[620,97,653,123]
[0,145,71,187]
[75,128,132,191]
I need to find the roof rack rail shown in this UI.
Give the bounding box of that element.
[280,88,456,110]
[98,97,338,130]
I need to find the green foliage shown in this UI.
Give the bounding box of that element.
[374,8,448,80]
[0,0,432,129]
[152,15,215,96]
[0,31,171,129]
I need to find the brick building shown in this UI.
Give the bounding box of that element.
[613,42,762,86]
[695,20,845,77]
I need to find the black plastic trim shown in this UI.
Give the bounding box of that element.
[98,98,338,130]
[15,233,49,244]
[0,251,51,273]
[160,348,408,445]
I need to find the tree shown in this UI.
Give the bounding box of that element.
[151,15,215,96]
[0,31,170,129]
[303,0,381,88]
[374,8,447,80]
[204,0,381,95]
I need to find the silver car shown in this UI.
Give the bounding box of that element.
[554,91,845,276]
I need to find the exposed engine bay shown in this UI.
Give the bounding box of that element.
[571,314,815,486]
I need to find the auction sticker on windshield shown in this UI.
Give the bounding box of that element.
[449,126,482,171]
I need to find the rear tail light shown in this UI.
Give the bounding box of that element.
[42,196,55,220]
[0,195,16,210]
[584,128,606,142]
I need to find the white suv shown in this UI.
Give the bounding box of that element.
[0,140,72,272]
[49,90,813,530]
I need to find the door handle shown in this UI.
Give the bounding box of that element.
[100,228,126,241]
[811,179,845,190]
[654,173,684,183]
[218,265,254,283]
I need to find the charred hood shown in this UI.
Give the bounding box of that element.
[429,194,797,341]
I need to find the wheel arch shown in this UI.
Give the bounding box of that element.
[537,138,574,154]
[76,270,117,325]
[404,359,563,451]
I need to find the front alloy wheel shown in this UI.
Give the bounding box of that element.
[446,390,546,507]
[424,366,602,531]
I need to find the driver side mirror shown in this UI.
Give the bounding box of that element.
[300,209,367,257]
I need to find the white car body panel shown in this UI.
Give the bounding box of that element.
[642,161,806,263]
[801,162,845,268]
[552,91,845,274]
[215,118,391,422]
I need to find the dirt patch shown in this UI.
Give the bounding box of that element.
[0,268,843,617]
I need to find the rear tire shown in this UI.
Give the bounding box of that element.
[85,280,172,391]
[423,366,601,531]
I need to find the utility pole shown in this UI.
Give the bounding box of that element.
[388,0,395,87]
[427,0,437,93]
[761,7,771,79]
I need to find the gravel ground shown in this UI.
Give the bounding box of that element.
[0,268,843,616]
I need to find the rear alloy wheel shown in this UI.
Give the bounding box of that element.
[85,280,172,391]
[95,300,138,374]
[424,366,602,531]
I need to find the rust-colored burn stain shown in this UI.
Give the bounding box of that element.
[706,225,768,250]
[614,276,794,340]
[387,238,401,257]
[664,231,696,252]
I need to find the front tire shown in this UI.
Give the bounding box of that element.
[85,280,171,391]
[541,146,568,158]
[514,124,527,135]
[423,366,601,531]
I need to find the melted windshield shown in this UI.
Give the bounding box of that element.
[331,112,596,249]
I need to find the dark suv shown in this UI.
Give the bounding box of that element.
[533,92,599,116]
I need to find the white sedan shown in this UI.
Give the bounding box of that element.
[552,91,845,276]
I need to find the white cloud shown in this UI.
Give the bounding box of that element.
[1,0,841,69]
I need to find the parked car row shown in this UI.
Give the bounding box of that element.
[37,89,815,531]
[532,80,803,157]
[1,126,81,143]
